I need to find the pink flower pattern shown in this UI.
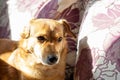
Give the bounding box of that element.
[92,4,120,50]
[93,4,120,29]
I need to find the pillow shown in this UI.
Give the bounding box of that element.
[75,0,120,80]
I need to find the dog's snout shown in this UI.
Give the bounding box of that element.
[46,54,58,65]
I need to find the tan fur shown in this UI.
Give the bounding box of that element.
[0,19,75,80]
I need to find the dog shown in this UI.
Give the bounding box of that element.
[0,19,75,80]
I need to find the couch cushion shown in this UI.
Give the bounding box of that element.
[75,0,120,80]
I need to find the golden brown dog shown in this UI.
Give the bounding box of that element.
[0,19,75,80]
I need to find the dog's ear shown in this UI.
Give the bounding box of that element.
[58,19,76,38]
[20,19,36,39]
[20,26,30,39]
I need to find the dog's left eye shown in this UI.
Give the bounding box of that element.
[57,37,62,42]
[37,36,46,43]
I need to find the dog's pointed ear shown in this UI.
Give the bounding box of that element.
[20,26,30,39]
[58,19,76,38]
[20,19,36,39]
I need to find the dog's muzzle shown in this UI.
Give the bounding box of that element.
[46,54,58,65]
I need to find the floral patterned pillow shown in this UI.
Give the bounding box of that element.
[75,0,120,80]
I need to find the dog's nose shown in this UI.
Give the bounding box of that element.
[46,54,58,65]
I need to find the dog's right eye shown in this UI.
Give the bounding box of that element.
[37,36,46,43]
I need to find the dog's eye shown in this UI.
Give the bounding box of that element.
[58,37,62,42]
[37,36,46,43]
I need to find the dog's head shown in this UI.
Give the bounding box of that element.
[20,19,75,66]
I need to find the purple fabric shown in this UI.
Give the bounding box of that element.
[0,27,10,38]
[75,48,93,80]
[106,38,120,72]
[36,0,58,19]
[0,0,10,38]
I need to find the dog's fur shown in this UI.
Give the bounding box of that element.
[0,19,75,80]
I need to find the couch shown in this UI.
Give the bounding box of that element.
[0,0,120,80]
